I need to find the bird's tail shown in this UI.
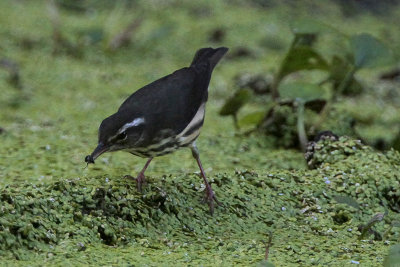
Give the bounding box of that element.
[190,47,229,70]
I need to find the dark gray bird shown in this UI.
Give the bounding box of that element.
[85,47,228,214]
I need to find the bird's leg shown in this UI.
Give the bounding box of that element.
[190,142,220,215]
[134,157,153,192]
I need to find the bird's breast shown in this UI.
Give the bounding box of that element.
[129,136,177,156]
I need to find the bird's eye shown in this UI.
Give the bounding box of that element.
[116,132,127,141]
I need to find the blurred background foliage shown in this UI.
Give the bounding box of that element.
[1,0,400,264]
[1,0,400,182]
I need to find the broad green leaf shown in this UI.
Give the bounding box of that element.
[351,33,394,69]
[278,82,328,103]
[292,33,318,47]
[329,56,363,95]
[290,18,337,35]
[330,56,353,81]
[277,45,329,81]
[219,89,252,116]
[383,244,400,267]
[238,111,265,127]
[330,56,351,80]
[333,195,360,210]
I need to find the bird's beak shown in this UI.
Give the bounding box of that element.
[85,142,109,164]
[90,142,110,160]
[91,142,110,160]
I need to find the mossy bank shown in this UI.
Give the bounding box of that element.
[1,137,399,266]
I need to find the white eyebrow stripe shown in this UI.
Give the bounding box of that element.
[118,117,145,133]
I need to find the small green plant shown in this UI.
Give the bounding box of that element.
[334,195,400,242]
[220,19,395,151]
[258,233,274,267]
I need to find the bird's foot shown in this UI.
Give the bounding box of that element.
[136,172,147,192]
[202,184,221,215]
[125,173,147,192]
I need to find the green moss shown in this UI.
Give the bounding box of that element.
[1,137,399,265]
[306,136,364,168]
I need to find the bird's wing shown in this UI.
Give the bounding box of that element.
[118,66,210,138]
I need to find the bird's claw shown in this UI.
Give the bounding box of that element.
[136,172,147,192]
[125,174,147,192]
[202,186,221,215]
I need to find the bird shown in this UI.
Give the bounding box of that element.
[85,47,228,214]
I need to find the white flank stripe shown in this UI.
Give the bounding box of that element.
[177,103,205,140]
[179,128,201,146]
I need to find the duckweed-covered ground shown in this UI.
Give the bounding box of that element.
[1,0,400,266]
[1,137,400,266]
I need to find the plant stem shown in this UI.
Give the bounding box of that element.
[297,101,307,152]
[336,65,357,97]
[312,65,357,131]
[233,114,239,130]
[265,232,273,260]
[271,77,281,100]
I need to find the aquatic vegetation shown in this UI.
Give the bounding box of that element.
[1,137,399,265]
[220,20,398,151]
[1,0,400,265]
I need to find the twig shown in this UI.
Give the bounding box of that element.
[264,232,273,261]
[109,18,143,51]
[47,0,81,57]
[359,212,385,240]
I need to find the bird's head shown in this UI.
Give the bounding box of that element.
[85,112,145,164]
